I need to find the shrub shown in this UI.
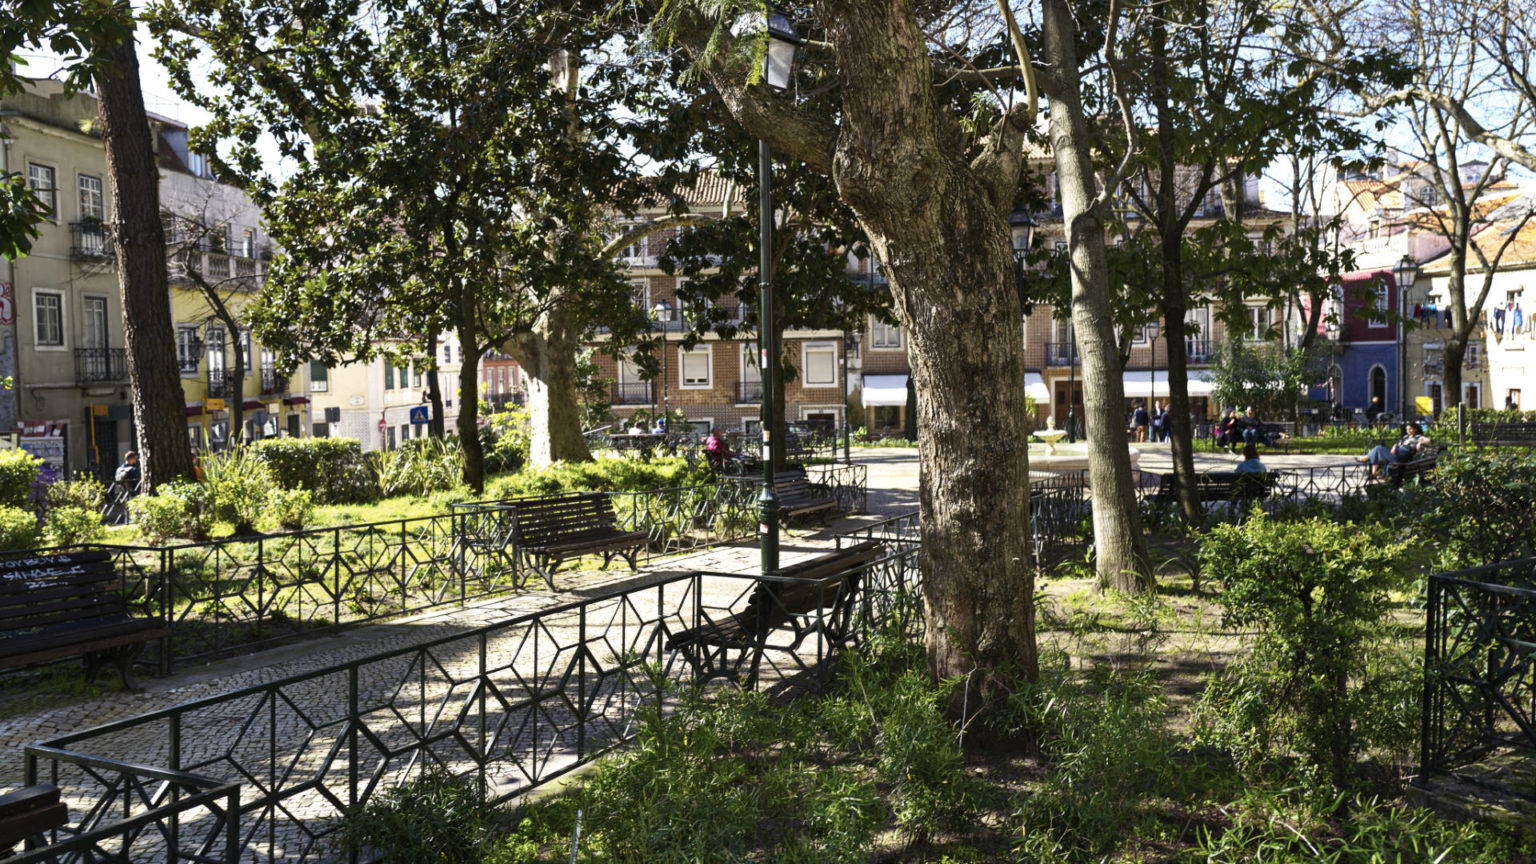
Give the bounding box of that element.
[480,408,531,475]
[130,481,211,543]
[0,505,40,551]
[0,450,41,508]
[336,768,492,864]
[249,437,378,504]
[266,488,314,532]
[1421,448,1536,567]
[369,438,464,497]
[1196,514,1410,788]
[44,477,106,513]
[201,447,273,534]
[485,457,711,500]
[44,506,104,548]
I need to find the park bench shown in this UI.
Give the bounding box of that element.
[0,783,67,858]
[0,551,166,691]
[773,468,836,525]
[665,541,882,688]
[1257,422,1296,452]
[1374,448,1438,489]
[1151,471,1277,507]
[508,493,649,590]
[1468,422,1536,447]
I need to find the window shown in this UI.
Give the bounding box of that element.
[177,327,201,375]
[78,174,104,221]
[1131,323,1152,346]
[412,364,423,388]
[82,296,109,349]
[456,344,463,363]
[618,225,648,261]
[241,228,256,258]
[239,329,252,372]
[1464,341,1481,366]
[1509,389,1522,410]
[631,278,649,311]
[680,345,712,388]
[28,164,56,217]
[33,290,64,347]
[386,426,396,450]
[188,151,209,178]
[385,362,396,390]
[443,344,452,364]
[802,342,837,387]
[1369,279,1390,327]
[189,424,205,452]
[1246,305,1272,340]
[206,326,226,374]
[1368,220,1379,239]
[309,360,329,392]
[870,317,903,350]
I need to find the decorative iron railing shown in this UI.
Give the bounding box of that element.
[1045,341,1076,367]
[28,541,923,863]
[735,380,765,403]
[74,348,129,386]
[1418,557,1536,802]
[17,747,240,864]
[610,382,653,405]
[69,221,112,261]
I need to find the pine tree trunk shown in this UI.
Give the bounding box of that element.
[93,24,196,489]
[1442,252,1468,410]
[1043,0,1152,591]
[511,309,592,468]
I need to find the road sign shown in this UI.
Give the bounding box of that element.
[378,418,386,432]
[409,406,429,425]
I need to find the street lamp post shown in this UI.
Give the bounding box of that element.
[650,301,674,425]
[753,8,802,575]
[1007,206,1038,426]
[842,331,856,463]
[1392,254,1420,420]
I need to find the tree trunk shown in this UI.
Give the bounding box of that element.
[815,0,1038,690]
[1043,0,1152,591]
[510,308,592,468]
[93,24,196,489]
[228,326,244,448]
[457,333,486,493]
[1441,249,1469,411]
[426,334,446,438]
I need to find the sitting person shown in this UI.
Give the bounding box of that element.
[1357,422,1432,477]
[1215,409,1241,450]
[1234,442,1267,473]
[704,426,733,471]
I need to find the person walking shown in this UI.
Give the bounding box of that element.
[1151,401,1167,442]
[1133,403,1150,443]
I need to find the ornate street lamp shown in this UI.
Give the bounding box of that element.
[651,301,674,421]
[750,7,802,574]
[842,330,857,463]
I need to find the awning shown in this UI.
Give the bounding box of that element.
[283,395,310,406]
[862,374,909,407]
[242,398,265,410]
[1025,372,1048,403]
[1122,370,1215,399]
[185,401,204,417]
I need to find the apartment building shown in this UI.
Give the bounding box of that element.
[157,116,310,450]
[307,335,467,450]
[1323,158,1533,415]
[1,78,131,477]
[591,175,856,436]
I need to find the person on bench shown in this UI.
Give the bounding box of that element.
[705,426,733,472]
[1357,422,1431,478]
[1234,442,1267,474]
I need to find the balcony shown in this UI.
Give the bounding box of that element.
[259,365,282,396]
[1045,342,1077,367]
[74,348,127,386]
[486,391,527,412]
[70,221,112,262]
[207,368,231,399]
[1423,361,1444,376]
[1184,340,1218,364]
[735,380,765,404]
[611,382,653,405]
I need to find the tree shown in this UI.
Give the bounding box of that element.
[3,1,197,487]
[153,0,653,488]
[648,0,1100,690]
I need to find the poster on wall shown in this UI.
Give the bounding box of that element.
[0,281,13,326]
[20,433,67,479]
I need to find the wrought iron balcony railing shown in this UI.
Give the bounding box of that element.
[74,348,128,386]
[260,365,282,395]
[207,368,231,398]
[69,221,112,261]
[1045,341,1077,367]
[611,382,653,405]
[735,380,765,404]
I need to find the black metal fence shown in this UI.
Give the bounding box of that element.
[1418,557,1536,802]
[24,537,923,863]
